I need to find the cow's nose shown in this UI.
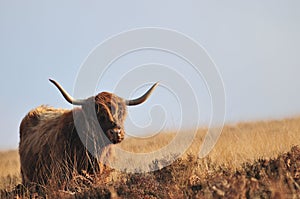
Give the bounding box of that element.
[109,128,121,137]
[114,128,121,137]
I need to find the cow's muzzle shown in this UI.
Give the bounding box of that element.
[107,127,124,144]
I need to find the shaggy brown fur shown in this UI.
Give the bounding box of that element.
[19,92,127,186]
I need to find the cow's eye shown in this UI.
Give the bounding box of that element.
[110,121,116,127]
[99,115,106,121]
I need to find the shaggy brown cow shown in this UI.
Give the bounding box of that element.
[19,79,158,185]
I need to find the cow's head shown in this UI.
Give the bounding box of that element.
[49,79,158,144]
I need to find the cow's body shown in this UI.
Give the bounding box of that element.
[19,105,108,185]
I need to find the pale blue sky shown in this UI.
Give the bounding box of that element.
[1,1,300,149]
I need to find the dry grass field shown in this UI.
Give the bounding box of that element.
[0,150,20,192]
[1,117,300,198]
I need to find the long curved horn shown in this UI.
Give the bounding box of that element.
[125,82,159,106]
[49,79,85,105]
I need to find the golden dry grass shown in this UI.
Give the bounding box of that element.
[0,150,21,190]
[0,117,300,198]
[119,117,300,168]
[202,117,300,167]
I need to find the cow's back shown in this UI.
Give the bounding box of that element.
[19,105,70,184]
[20,105,67,138]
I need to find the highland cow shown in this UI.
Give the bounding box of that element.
[19,79,158,185]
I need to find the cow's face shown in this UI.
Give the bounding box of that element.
[49,79,158,144]
[94,92,126,144]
